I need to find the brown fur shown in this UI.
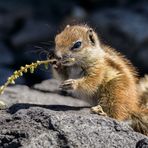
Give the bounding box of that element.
[52,24,148,136]
[138,75,148,108]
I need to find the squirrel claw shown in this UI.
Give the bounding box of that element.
[59,79,77,90]
[91,105,107,116]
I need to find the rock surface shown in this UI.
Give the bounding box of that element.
[0,80,89,108]
[0,79,147,148]
[1,106,147,148]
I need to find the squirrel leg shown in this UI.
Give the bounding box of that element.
[94,76,139,121]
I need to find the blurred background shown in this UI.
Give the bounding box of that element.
[0,0,148,86]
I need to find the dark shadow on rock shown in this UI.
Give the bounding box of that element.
[8,103,90,114]
[136,138,148,148]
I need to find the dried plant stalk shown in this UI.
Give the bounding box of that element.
[0,59,57,95]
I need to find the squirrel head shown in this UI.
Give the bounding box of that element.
[54,25,105,67]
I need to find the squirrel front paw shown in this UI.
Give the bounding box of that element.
[59,79,78,90]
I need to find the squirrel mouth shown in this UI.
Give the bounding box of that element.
[61,58,75,65]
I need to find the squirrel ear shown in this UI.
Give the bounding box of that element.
[87,28,95,46]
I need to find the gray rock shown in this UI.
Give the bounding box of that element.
[0,105,147,148]
[136,44,148,73]
[0,5,32,39]
[136,138,148,148]
[0,84,89,108]
[0,79,147,147]
[133,1,148,17]
[0,42,14,65]
[91,8,148,52]
[11,20,53,47]
[93,8,148,43]
[33,79,61,93]
[71,6,87,19]
[131,41,148,74]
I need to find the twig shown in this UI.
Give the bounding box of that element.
[0,59,57,95]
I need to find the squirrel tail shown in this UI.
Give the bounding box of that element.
[131,109,148,136]
[138,75,148,108]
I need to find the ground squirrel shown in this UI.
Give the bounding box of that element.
[51,24,148,136]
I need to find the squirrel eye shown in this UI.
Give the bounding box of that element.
[71,41,81,50]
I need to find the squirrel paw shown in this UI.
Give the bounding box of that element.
[0,101,7,110]
[59,79,77,90]
[52,60,60,69]
[91,105,107,116]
